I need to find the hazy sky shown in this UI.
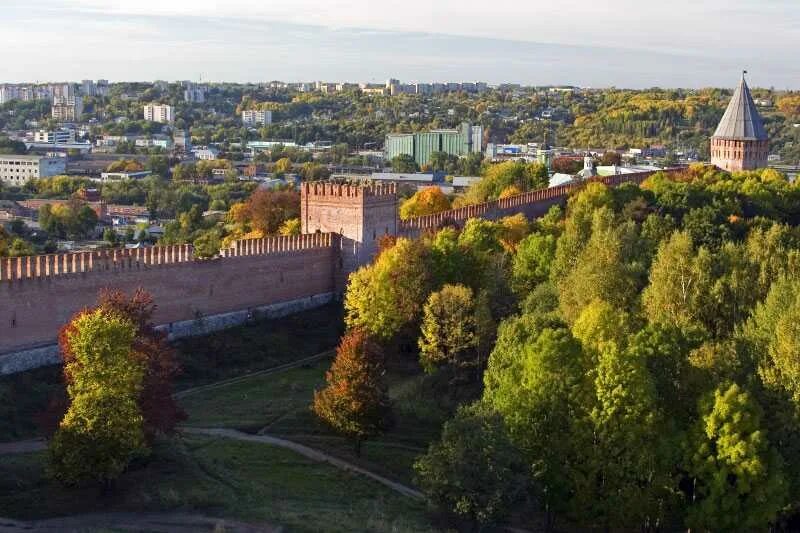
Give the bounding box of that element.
[3,0,799,88]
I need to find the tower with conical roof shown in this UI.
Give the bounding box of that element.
[710,73,769,171]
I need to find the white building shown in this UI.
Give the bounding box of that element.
[97,170,151,182]
[143,104,175,124]
[34,129,76,144]
[241,109,273,126]
[135,135,173,150]
[0,155,66,185]
[192,146,219,160]
[52,97,83,122]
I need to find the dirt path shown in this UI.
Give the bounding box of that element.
[0,512,279,532]
[184,427,424,500]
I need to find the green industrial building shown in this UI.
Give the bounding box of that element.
[385,122,483,166]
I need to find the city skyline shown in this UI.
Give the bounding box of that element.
[3,0,800,89]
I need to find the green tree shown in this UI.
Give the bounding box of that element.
[512,232,557,296]
[103,227,118,246]
[686,383,788,531]
[583,343,670,530]
[48,309,147,487]
[418,284,493,377]
[483,325,591,524]
[414,404,527,527]
[557,207,638,323]
[748,278,800,398]
[312,329,393,455]
[344,238,429,342]
[643,231,708,330]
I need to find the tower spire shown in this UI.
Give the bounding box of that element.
[710,72,769,171]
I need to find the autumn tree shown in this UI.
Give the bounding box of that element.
[96,290,185,439]
[274,157,293,174]
[551,156,583,174]
[344,238,429,343]
[231,188,300,237]
[497,213,529,252]
[278,217,301,236]
[399,186,451,220]
[312,329,393,455]
[48,309,147,487]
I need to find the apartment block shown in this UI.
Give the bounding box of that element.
[241,109,273,126]
[0,155,66,185]
[143,104,175,124]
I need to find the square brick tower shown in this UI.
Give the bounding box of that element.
[301,182,398,279]
[710,73,769,172]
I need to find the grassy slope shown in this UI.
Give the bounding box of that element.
[0,436,432,532]
[0,303,344,442]
[179,358,449,487]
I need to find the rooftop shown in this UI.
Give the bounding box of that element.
[713,74,768,141]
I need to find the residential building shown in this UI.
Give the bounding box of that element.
[192,146,220,160]
[143,104,175,124]
[385,122,483,166]
[51,96,83,121]
[183,83,207,103]
[173,130,191,152]
[98,170,151,182]
[0,85,21,104]
[710,74,769,172]
[242,109,273,126]
[135,135,173,150]
[360,84,388,96]
[81,80,96,96]
[51,83,75,100]
[80,79,109,97]
[33,129,76,144]
[0,154,66,185]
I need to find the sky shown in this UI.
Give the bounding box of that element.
[3,0,800,88]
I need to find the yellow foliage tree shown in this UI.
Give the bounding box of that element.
[499,185,522,199]
[274,157,293,174]
[498,213,529,252]
[399,186,451,220]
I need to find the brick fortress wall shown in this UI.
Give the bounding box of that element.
[1,233,337,356]
[398,168,687,236]
[301,182,398,287]
[2,168,688,372]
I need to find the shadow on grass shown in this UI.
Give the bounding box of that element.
[0,435,434,532]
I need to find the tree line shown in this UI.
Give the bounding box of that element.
[311,164,800,530]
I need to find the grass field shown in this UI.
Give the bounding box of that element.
[174,303,344,388]
[178,357,450,487]
[0,301,448,530]
[0,436,433,532]
[0,303,344,443]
